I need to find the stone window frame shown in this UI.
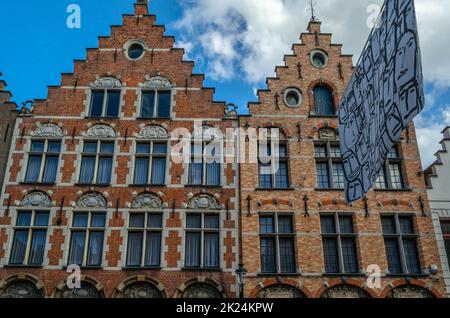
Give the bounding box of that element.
[123,39,148,62]
[310,49,329,69]
[314,139,344,190]
[84,76,125,119]
[375,144,406,190]
[283,87,303,108]
[131,139,169,187]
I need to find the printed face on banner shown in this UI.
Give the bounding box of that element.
[338,0,424,202]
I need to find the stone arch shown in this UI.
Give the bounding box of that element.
[84,124,117,139]
[256,284,307,298]
[184,193,224,210]
[259,123,291,139]
[113,276,166,298]
[175,277,226,298]
[31,122,64,138]
[139,74,174,90]
[76,192,108,209]
[19,191,53,208]
[384,284,438,298]
[0,273,46,298]
[320,284,372,299]
[131,192,164,209]
[90,76,122,89]
[53,276,105,298]
[136,124,169,140]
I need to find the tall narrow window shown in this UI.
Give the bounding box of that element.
[188,141,221,186]
[89,90,121,118]
[79,141,114,185]
[9,211,49,266]
[441,221,450,266]
[126,213,163,268]
[140,91,171,118]
[185,214,220,269]
[25,140,61,184]
[321,214,359,274]
[375,145,405,190]
[258,129,289,189]
[315,142,344,189]
[313,85,334,116]
[381,215,421,274]
[133,142,167,185]
[68,212,106,267]
[259,214,296,274]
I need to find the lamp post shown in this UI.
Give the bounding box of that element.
[235,263,247,299]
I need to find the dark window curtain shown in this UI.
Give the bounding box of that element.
[28,230,47,265]
[17,212,32,226]
[275,162,289,188]
[204,233,219,268]
[97,157,112,184]
[69,232,86,266]
[106,91,120,117]
[260,238,276,273]
[341,238,358,273]
[157,92,171,118]
[323,238,339,273]
[206,162,220,186]
[42,156,59,183]
[151,157,166,185]
[25,155,42,183]
[258,163,272,189]
[134,157,149,184]
[90,91,105,117]
[145,232,161,267]
[403,239,420,274]
[444,238,450,266]
[189,163,203,185]
[332,163,345,189]
[79,156,95,183]
[384,238,402,274]
[126,232,143,267]
[141,92,155,118]
[185,232,201,267]
[316,163,330,189]
[314,86,334,115]
[279,238,296,273]
[9,230,28,264]
[87,232,104,266]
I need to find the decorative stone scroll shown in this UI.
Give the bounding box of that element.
[186,194,224,210]
[182,283,223,299]
[321,285,370,298]
[318,128,337,141]
[84,124,116,139]
[54,282,102,298]
[131,193,163,209]
[120,283,164,299]
[0,280,44,298]
[20,192,53,208]
[90,76,122,89]
[138,125,168,140]
[76,193,108,209]
[386,285,435,298]
[139,75,173,90]
[257,285,305,298]
[31,123,64,138]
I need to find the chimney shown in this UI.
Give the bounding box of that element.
[307,21,322,34]
[134,0,149,16]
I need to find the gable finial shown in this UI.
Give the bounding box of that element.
[308,0,317,22]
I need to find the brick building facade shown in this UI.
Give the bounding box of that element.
[0,1,446,298]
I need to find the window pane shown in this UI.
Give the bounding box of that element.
[278,216,293,234]
[279,238,296,273]
[100,142,114,154]
[339,216,354,234]
[329,146,341,158]
[141,92,155,118]
[275,162,289,188]
[314,86,334,116]
[148,214,163,228]
[25,155,42,183]
[136,143,151,154]
[151,157,166,185]
[384,238,402,274]
[316,163,330,189]
[34,212,49,226]
[323,238,340,273]
[387,146,399,159]
[204,233,219,268]
[260,216,275,234]
[204,215,219,229]
[381,216,397,234]
[389,163,404,189]
[126,232,143,267]
[96,157,112,184]
[260,238,277,273]
[91,214,106,228]
[444,237,450,267]
[157,92,171,118]
[30,141,45,153]
[258,163,273,189]
[341,238,358,273]
[321,216,336,234]
[87,231,104,266]
[332,163,345,189]
[153,143,167,154]
[315,146,327,158]
[10,230,29,264]
[399,216,415,235]
[185,232,201,267]
[16,212,32,226]
[83,142,98,153]
[188,162,203,185]
[68,231,86,266]
[106,91,120,117]
[130,214,145,228]
[206,162,220,186]
[90,91,105,117]
[73,213,89,228]
[42,156,59,183]
[375,168,388,189]
[187,215,201,229]
[278,144,287,158]
[79,156,95,183]
[47,142,61,153]
[403,239,420,274]
[134,157,149,185]
[145,232,161,267]
[28,230,47,265]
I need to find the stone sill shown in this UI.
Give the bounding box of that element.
[255,188,295,192]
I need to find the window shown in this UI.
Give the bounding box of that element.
[321,214,359,274]
[127,43,145,60]
[89,90,121,118]
[310,50,328,69]
[259,214,296,274]
[9,211,49,266]
[375,145,405,190]
[185,214,220,269]
[442,221,450,266]
[313,85,334,116]
[25,140,61,184]
[188,141,221,186]
[126,213,163,267]
[68,212,106,267]
[315,142,344,189]
[283,88,302,108]
[381,215,421,274]
[140,91,171,119]
[133,142,167,185]
[79,141,114,185]
[258,131,289,189]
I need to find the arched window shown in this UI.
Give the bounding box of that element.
[314,85,334,116]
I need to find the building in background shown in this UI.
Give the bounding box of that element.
[425,127,450,296]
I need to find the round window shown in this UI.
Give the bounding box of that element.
[127,43,145,60]
[310,50,328,68]
[283,88,302,108]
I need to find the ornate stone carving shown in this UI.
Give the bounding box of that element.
[131,193,163,209]
[257,285,305,298]
[90,76,122,89]
[31,123,64,138]
[76,193,108,208]
[318,128,337,141]
[85,124,116,139]
[0,281,43,298]
[386,285,435,298]
[186,194,224,210]
[224,103,238,118]
[54,282,102,298]
[193,126,222,141]
[140,75,173,89]
[138,125,168,140]
[119,283,163,298]
[321,285,370,299]
[20,192,53,208]
[182,283,222,299]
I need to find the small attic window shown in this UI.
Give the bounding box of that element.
[127,43,145,60]
[310,50,328,69]
[283,88,302,108]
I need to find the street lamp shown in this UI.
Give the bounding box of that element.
[235,263,247,299]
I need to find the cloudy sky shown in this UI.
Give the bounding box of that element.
[0,0,449,168]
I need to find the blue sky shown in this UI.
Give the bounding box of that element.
[1,0,449,168]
